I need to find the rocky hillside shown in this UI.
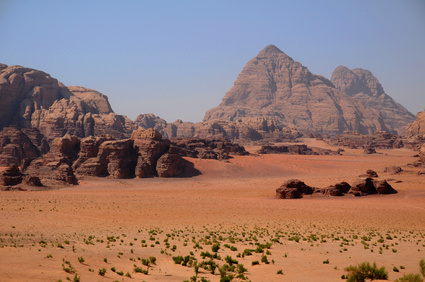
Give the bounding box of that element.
[331,66,415,135]
[203,45,388,135]
[0,64,134,140]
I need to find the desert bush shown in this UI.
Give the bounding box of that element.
[344,262,388,282]
[98,268,106,276]
[395,273,422,282]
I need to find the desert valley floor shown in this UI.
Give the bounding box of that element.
[1,139,424,281]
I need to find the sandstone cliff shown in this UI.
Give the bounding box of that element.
[331,66,415,135]
[405,109,425,138]
[0,64,134,140]
[203,45,388,135]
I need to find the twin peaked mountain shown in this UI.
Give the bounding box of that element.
[204,45,414,135]
[0,45,416,141]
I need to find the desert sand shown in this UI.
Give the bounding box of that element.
[0,139,424,281]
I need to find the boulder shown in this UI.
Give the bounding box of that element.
[276,179,313,199]
[23,175,43,186]
[349,178,377,195]
[364,147,376,154]
[327,182,351,196]
[373,179,397,194]
[366,169,378,178]
[384,166,403,175]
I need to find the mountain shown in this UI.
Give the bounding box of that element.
[0,64,134,140]
[203,45,389,135]
[331,66,415,135]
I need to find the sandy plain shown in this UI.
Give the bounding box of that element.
[0,139,424,282]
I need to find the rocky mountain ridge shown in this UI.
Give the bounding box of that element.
[331,66,415,135]
[203,45,390,135]
[0,44,419,142]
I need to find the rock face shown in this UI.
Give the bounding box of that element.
[131,128,171,178]
[156,147,185,177]
[134,113,301,142]
[420,143,425,163]
[405,109,425,138]
[203,45,388,135]
[331,66,415,135]
[0,126,47,167]
[170,138,249,160]
[0,64,134,140]
[25,135,79,185]
[0,165,23,186]
[327,131,404,149]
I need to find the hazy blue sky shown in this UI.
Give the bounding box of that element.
[1,0,424,122]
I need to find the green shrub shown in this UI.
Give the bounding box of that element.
[252,261,259,266]
[344,262,388,282]
[98,268,106,276]
[212,243,220,252]
[277,269,283,275]
[395,273,422,282]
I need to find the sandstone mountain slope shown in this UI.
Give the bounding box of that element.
[331,66,415,135]
[203,45,388,135]
[0,64,134,140]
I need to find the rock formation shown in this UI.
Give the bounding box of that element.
[0,126,47,167]
[327,131,403,149]
[170,137,249,160]
[331,66,415,135]
[276,179,314,199]
[134,113,301,142]
[405,109,425,137]
[203,45,388,135]
[0,165,23,186]
[257,144,340,155]
[0,64,134,140]
[25,134,79,185]
[277,177,397,199]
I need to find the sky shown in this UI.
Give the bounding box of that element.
[1,0,424,123]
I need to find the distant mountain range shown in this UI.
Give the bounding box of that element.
[0,45,419,141]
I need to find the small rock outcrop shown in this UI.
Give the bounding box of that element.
[328,131,403,150]
[277,178,396,199]
[384,166,403,175]
[170,138,249,160]
[276,179,314,199]
[348,178,397,196]
[257,144,340,155]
